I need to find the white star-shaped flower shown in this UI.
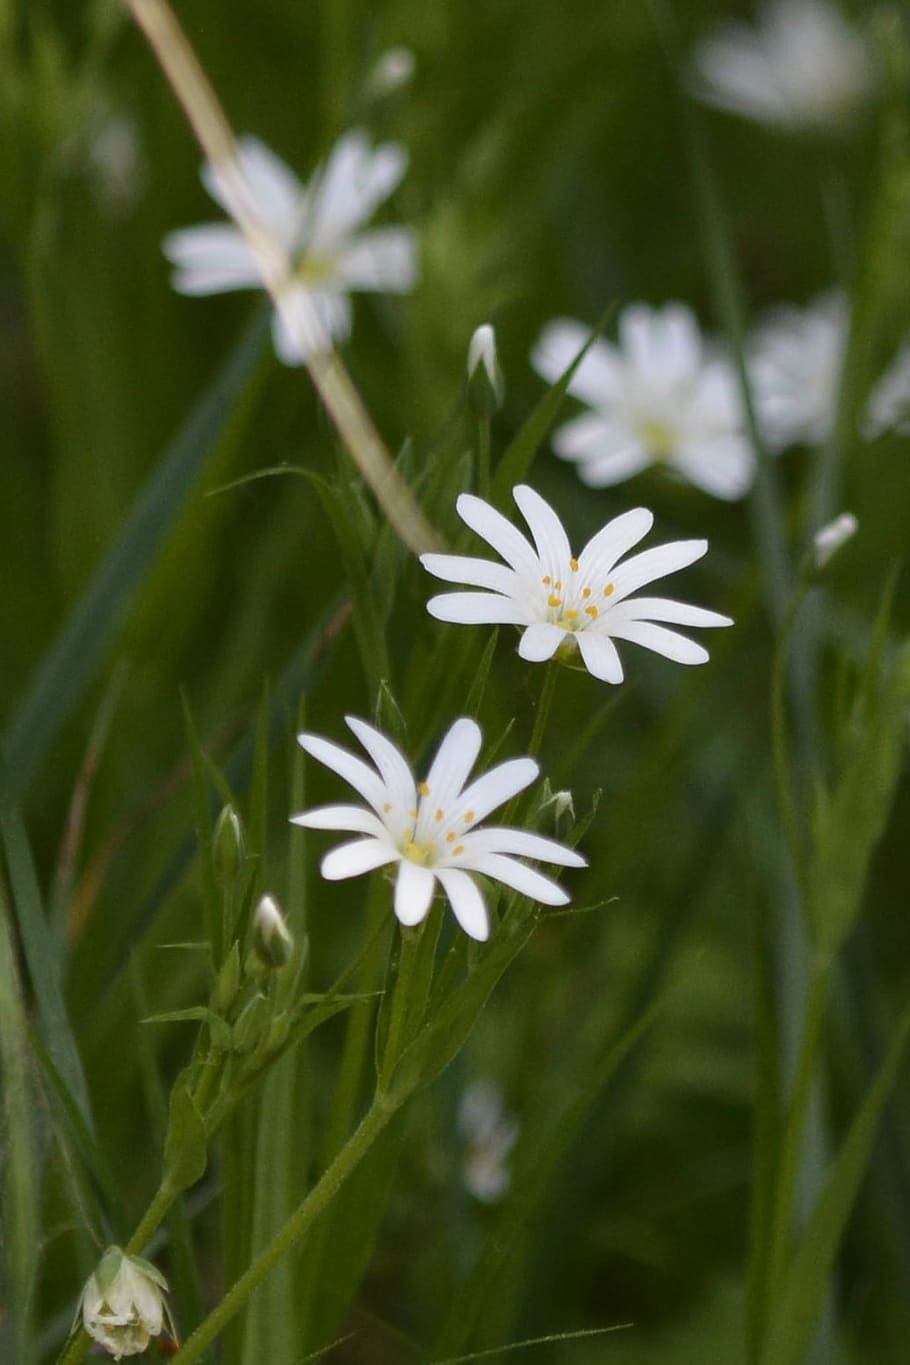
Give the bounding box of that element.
[864,342,910,439]
[749,292,848,452]
[531,305,754,501]
[291,716,585,942]
[692,0,872,131]
[163,130,417,365]
[421,485,732,684]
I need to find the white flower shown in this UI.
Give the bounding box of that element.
[864,342,910,439]
[421,485,732,684]
[749,292,848,451]
[531,305,754,501]
[79,1247,174,1360]
[812,511,857,570]
[367,47,416,97]
[692,0,872,131]
[163,130,417,365]
[290,717,586,942]
[459,1080,519,1203]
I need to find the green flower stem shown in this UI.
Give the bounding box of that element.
[529,660,559,758]
[172,1092,400,1363]
[378,922,424,1093]
[476,414,492,501]
[770,587,811,903]
[766,961,831,1300]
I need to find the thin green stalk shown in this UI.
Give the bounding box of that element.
[172,1093,400,1364]
[770,588,811,902]
[528,660,558,758]
[378,922,425,1093]
[476,415,492,501]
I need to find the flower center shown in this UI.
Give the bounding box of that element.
[541,568,614,631]
[638,418,677,458]
[295,251,337,285]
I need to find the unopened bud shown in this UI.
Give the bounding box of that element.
[253,895,294,968]
[213,805,245,884]
[467,324,505,417]
[367,46,416,98]
[811,512,858,574]
[212,942,241,1014]
[78,1246,175,1359]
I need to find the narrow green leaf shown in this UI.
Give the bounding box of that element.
[3,308,269,794]
[491,305,614,504]
[181,695,222,968]
[761,1001,910,1365]
[162,1084,208,1194]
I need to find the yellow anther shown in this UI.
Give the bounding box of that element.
[548,594,562,608]
[453,844,464,856]
[419,782,430,796]
[585,604,599,619]
[408,808,417,818]
[464,810,475,822]
[582,587,592,599]
[554,580,562,591]
[542,574,552,585]
[383,802,392,813]
[435,808,444,822]
[570,558,579,572]
[603,583,615,597]
[446,831,456,842]
[565,609,579,620]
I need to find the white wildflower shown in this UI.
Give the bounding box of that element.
[367,47,416,97]
[88,112,146,216]
[78,1247,174,1360]
[864,342,910,439]
[749,292,848,451]
[812,511,857,570]
[459,1080,519,1203]
[422,485,732,685]
[163,130,417,365]
[531,305,754,501]
[291,717,586,943]
[692,0,872,131]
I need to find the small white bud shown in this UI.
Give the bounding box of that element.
[367,47,416,97]
[253,895,294,968]
[458,1081,518,1204]
[541,788,575,823]
[467,324,505,415]
[812,512,858,571]
[78,1247,174,1359]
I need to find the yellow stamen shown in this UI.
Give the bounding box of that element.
[554,580,562,591]
[446,831,456,843]
[582,587,592,599]
[570,558,579,572]
[603,583,615,597]
[419,782,430,796]
[408,808,417,818]
[542,574,551,585]
[435,808,444,822]
[453,844,464,855]
[548,594,562,608]
[585,604,599,619]
[565,609,579,620]
[383,802,392,812]
[464,810,475,822]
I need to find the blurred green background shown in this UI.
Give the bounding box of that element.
[3,1,910,1362]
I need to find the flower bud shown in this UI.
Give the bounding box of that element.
[367,46,416,98]
[212,805,245,885]
[467,324,505,417]
[78,1246,174,1359]
[253,895,294,968]
[212,942,241,1014]
[812,512,858,571]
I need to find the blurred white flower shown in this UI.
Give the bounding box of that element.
[812,511,857,570]
[79,1247,174,1360]
[87,112,146,217]
[367,47,416,97]
[692,0,872,131]
[467,323,505,413]
[163,130,417,365]
[749,292,848,452]
[864,342,910,439]
[423,486,731,684]
[253,894,294,967]
[459,1080,519,1203]
[291,717,585,942]
[531,305,754,501]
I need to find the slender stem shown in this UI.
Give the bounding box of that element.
[528,660,559,758]
[172,1094,400,1363]
[378,922,424,1092]
[476,415,491,501]
[770,587,811,903]
[124,0,442,558]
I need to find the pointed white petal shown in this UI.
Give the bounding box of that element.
[530,320,622,409]
[578,507,654,580]
[421,718,482,812]
[455,494,539,575]
[310,132,408,245]
[575,632,624,683]
[468,852,569,906]
[345,717,417,816]
[674,439,755,501]
[297,731,389,813]
[435,868,489,941]
[290,803,387,835]
[394,860,436,926]
[605,620,710,665]
[202,137,303,244]
[608,540,708,601]
[517,622,565,662]
[459,827,586,867]
[604,597,732,628]
[162,225,261,291]
[455,757,539,828]
[321,838,399,880]
[334,227,418,293]
[420,553,515,593]
[512,485,573,569]
[427,592,527,626]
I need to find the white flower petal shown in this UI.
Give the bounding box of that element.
[297,731,389,814]
[575,632,625,683]
[345,717,417,817]
[469,852,569,906]
[309,131,408,245]
[427,592,527,626]
[608,539,708,601]
[435,868,489,941]
[459,827,587,867]
[456,493,539,575]
[394,860,436,926]
[578,507,654,580]
[321,838,399,880]
[202,136,303,244]
[162,225,261,294]
[518,622,566,663]
[455,757,540,828]
[334,227,418,293]
[605,620,710,665]
[513,485,573,569]
[420,553,516,593]
[421,718,483,815]
[290,803,388,835]
[674,437,755,500]
[605,596,732,628]
[531,320,622,409]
